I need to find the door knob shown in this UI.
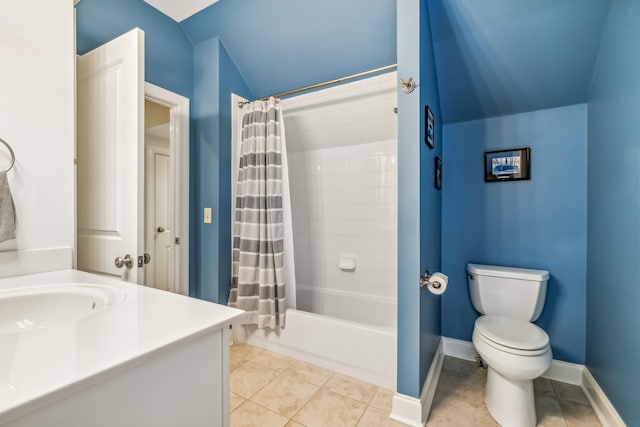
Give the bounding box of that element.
[157,227,165,233]
[114,254,134,269]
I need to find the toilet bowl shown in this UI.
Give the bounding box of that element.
[473,315,552,427]
[467,264,552,427]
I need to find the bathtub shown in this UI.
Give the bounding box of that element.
[235,284,397,389]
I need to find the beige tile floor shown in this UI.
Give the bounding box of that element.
[429,357,602,427]
[229,344,602,427]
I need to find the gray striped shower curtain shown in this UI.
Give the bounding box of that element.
[229,97,286,329]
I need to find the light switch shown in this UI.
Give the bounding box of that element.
[204,207,212,224]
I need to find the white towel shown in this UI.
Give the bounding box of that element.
[0,171,16,242]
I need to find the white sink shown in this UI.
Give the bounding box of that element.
[0,284,126,334]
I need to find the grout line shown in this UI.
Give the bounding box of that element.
[353,404,369,427]
[365,387,379,407]
[236,345,397,426]
[230,398,249,415]
[437,358,600,427]
[287,385,322,425]
[248,365,324,423]
[241,350,600,427]
[232,363,283,401]
[241,398,291,423]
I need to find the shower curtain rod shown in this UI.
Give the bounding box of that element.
[238,64,398,108]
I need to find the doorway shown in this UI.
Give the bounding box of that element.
[144,84,190,295]
[144,100,172,292]
[75,29,189,295]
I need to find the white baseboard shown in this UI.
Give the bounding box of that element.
[442,337,583,385]
[420,339,444,424]
[442,336,477,361]
[390,339,444,427]
[390,393,423,427]
[0,247,73,278]
[543,358,584,385]
[582,368,626,427]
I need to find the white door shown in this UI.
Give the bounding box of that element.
[77,29,145,283]
[145,145,173,291]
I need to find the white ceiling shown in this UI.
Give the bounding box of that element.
[143,0,219,22]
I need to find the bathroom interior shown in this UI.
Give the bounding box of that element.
[0,0,638,426]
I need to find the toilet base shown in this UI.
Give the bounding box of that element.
[485,367,536,427]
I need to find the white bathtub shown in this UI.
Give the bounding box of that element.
[235,285,397,389]
[296,284,396,328]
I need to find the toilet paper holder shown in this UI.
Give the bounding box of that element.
[419,271,442,289]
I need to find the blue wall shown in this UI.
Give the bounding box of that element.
[396,0,421,398]
[180,0,396,99]
[419,0,443,392]
[183,1,396,303]
[76,0,193,99]
[77,0,398,307]
[442,104,588,364]
[586,0,640,424]
[396,0,442,398]
[191,37,220,301]
[427,0,609,124]
[191,37,253,302]
[216,44,254,302]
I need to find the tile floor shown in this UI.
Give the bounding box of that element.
[229,344,602,427]
[429,357,602,427]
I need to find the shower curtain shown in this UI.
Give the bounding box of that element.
[229,97,296,329]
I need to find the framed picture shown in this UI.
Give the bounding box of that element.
[425,106,435,149]
[434,156,442,190]
[484,147,530,182]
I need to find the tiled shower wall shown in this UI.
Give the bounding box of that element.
[233,73,398,304]
[288,140,397,300]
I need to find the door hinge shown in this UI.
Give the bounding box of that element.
[175,237,181,245]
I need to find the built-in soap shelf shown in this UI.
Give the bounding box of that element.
[339,254,356,271]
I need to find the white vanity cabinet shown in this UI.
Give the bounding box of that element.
[0,270,243,427]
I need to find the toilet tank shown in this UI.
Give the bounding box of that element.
[467,264,549,321]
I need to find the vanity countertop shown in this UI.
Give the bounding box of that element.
[0,269,244,424]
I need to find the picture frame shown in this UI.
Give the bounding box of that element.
[425,106,435,149]
[484,147,531,182]
[434,156,442,190]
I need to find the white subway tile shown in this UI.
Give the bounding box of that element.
[286,138,398,297]
[322,157,350,175]
[325,220,350,236]
[348,220,378,236]
[350,155,381,174]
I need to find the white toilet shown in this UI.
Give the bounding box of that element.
[467,263,552,427]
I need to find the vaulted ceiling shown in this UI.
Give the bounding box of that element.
[179,0,397,99]
[428,0,611,123]
[142,0,612,124]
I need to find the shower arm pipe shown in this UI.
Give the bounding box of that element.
[238,64,398,108]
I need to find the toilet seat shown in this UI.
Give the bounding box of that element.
[475,315,549,356]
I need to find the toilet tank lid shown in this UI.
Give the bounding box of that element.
[467,264,549,281]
